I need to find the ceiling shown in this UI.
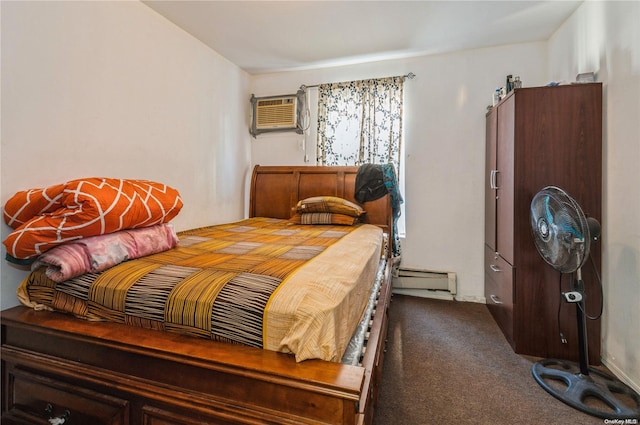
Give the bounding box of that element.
[143,1,582,75]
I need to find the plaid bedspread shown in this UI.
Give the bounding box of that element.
[20,217,383,362]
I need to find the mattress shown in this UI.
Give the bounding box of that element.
[19,217,384,362]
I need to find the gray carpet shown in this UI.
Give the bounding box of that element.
[373,294,613,424]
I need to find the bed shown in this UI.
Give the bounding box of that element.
[1,165,394,425]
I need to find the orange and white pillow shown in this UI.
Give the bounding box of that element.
[3,177,182,260]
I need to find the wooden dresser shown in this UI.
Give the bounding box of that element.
[484,83,602,364]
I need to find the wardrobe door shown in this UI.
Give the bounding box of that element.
[496,95,515,266]
[485,108,497,252]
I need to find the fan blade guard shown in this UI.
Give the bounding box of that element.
[530,186,590,273]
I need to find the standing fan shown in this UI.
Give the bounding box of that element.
[530,186,640,419]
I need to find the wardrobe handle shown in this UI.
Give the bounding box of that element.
[490,170,499,190]
[489,264,501,273]
[490,295,503,305]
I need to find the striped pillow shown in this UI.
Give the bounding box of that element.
[289,213,359,226]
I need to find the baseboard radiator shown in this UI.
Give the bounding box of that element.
[393,267,457,294]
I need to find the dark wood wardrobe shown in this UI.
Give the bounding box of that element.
[484,83,602,364]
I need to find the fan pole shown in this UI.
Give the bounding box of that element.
[532,267,640,419]
[574,271,590,376]
[530,186,640,418]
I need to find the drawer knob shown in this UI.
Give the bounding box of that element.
[489,264,501,272]
[45,404,70,425]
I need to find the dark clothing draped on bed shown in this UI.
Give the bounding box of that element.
[355,163,403,262]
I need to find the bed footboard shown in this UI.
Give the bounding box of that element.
[1,259,393,425]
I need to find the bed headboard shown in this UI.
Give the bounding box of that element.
[249,165,393,253]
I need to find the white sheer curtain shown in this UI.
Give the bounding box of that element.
[316,76,404,173]
[316,76,405,263]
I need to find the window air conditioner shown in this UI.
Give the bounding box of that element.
[250,90,306,137]
[256,96,297,129]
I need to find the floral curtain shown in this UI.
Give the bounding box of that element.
[316,76,404,173]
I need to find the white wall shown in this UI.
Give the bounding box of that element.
[251,42,549,303]
[548,0,640,392]
[0,1,251,309]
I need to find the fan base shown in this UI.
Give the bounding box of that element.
[532,359,640,420]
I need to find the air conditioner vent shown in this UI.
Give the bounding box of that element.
[256,97,296,129]
[258,99,290,107]
[250,91,306,137]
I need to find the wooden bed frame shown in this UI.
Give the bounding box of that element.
[1,165,394,425]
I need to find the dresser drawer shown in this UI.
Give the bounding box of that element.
[142,405,236,425]
[3,366,129,425]
[485,246,514,345]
